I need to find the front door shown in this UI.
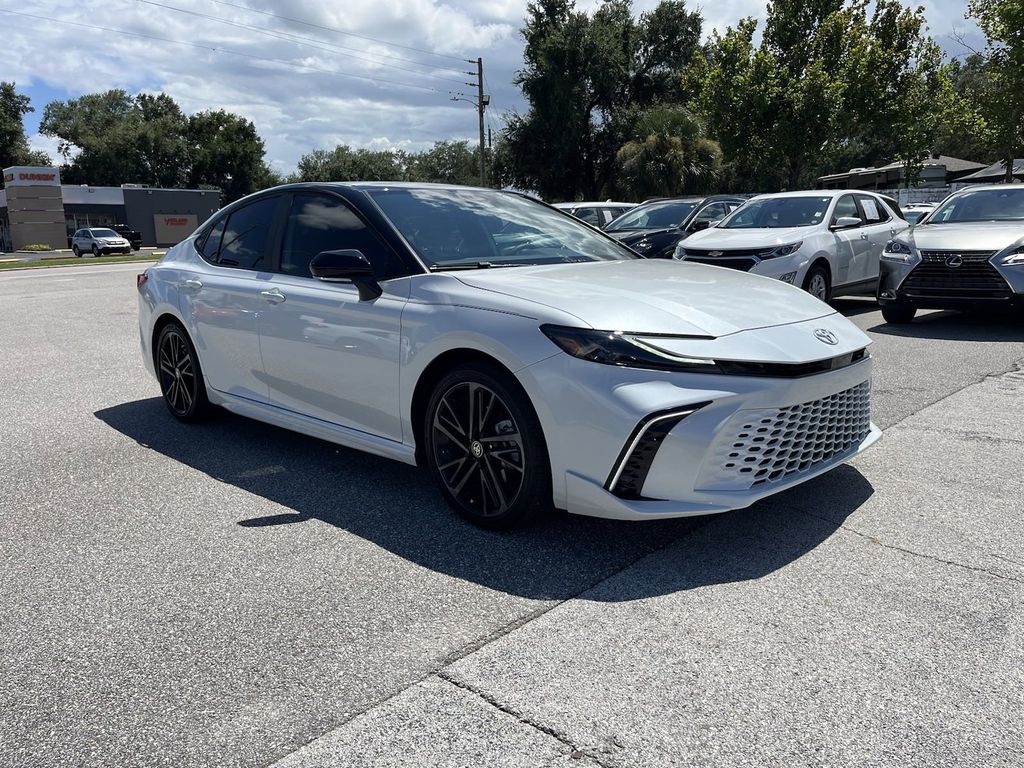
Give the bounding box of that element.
[256,192,409,442]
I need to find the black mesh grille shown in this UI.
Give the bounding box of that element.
[685,257,758,271]
[902,251,1010,298]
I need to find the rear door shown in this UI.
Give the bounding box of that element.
[854,193,896,281]
[177,195,284,402]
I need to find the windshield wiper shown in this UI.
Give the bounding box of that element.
[428,262,528,272]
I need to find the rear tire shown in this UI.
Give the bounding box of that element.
[803,264,831,303]
[156,322,211,422]
[423,362,552,529]
[881,303,916,324]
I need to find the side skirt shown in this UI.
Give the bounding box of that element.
[210,389,418,466]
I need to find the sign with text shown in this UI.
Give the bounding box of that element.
[154,214,198,244]
[2,166,61,187]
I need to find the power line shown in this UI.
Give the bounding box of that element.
[131,0,468,85]
[0,8,446,94]
[204,0,473,63]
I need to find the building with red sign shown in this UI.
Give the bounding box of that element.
[1,166,220,252]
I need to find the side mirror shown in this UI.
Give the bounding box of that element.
[831,216,862,230]
[309,249,382,301]
[689,220,712,232]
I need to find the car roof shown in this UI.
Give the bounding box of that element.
[552,201,635,208]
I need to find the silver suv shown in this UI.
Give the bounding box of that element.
[72,228,132,257]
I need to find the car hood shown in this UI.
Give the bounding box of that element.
[452,260,834,337]
[607,227,676,244]
[905,221,1024,252]
[683,226,812,249]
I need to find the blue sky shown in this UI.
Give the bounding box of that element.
[1,0,982,174]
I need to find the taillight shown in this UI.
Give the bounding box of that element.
[137,271,149,289]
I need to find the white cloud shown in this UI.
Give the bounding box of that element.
[2,0,978,173]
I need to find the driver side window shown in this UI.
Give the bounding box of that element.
[831,196,863,226]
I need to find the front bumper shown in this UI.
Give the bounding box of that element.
[519,345,877,521]
[879,255,1024,310]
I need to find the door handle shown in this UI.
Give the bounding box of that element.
[181,278,203,291]
[259,288,286,304]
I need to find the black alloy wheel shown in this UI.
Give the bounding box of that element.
[156,323,210,421]
[425,363,551,529]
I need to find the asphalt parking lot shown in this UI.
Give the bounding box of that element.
[1,262,1022,767]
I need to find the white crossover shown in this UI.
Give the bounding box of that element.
[137,183,880,528]
[675,190,908,301]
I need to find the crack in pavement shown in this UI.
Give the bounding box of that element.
[436,672,617,768]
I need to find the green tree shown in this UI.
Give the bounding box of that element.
[968,0,1024,181]
[292,145,406,182]
[0,82,51,168]
[186,110,269,202]
[503,0,703,200]
[693,0,949,191]
[931,54,993,162]
[615,105,721,198]
[407,140,480,185]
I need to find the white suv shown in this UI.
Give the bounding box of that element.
[675,190,908,301]
[72,228,132,257]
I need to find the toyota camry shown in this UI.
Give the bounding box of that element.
[137,183,880,528]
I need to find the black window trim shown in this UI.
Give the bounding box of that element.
[193,193,285,271]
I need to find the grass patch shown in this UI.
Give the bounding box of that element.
[0,254,161,270]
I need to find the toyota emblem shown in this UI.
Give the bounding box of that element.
[814,328,839,345]
[945,254,963,268]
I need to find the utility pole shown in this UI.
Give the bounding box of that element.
[476,57,486,187]
[451,57,489,187]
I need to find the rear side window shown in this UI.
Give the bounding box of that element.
[280,193,404,280]
[216,196,279,270]
[857,195,890,224]
[199,217,226,262]
[574,207,602,225]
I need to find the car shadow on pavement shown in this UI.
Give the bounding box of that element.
[869,309,1024,341]
[95,398,875,602]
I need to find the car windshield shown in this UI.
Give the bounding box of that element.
[928,188,1024,223]
[367,187,635,269]
[605,200,696,231]
[90,229,118,238]
[719,197,832,229]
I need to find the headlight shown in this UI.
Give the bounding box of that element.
[541,325,720,373]
[672,243,686,260]
[1003,246,1024,266]
[881,239,916,263]
[761,242,802,259]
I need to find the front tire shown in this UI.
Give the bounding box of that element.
[424,363,551,529]
[803,263,831,303]
[91,245,99,257]
[881,303,916,324]
[72,245,80,257]
[156,323,210,422]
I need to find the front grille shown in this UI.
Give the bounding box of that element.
[698,380,871,491]
[902,250,1010,298]
[685,257,757,272]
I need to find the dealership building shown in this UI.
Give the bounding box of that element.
[1,166,221,252]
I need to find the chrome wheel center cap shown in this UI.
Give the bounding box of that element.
[470,441,484,458]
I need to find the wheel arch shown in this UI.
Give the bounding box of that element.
[410,348,534,465]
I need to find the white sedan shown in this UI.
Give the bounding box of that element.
[674,190,908,301]
[137,183,879,528]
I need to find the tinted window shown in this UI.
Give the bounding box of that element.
[856,195,889,224]
[606,200,697,231]
[217,196,279,269]
[573,207,602,225]
[281,193,402,279]
[832,196,863,225]
[692,202,727,224]
[91,229,118,238]
[200,217,226,262]
[720,196,832,229]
